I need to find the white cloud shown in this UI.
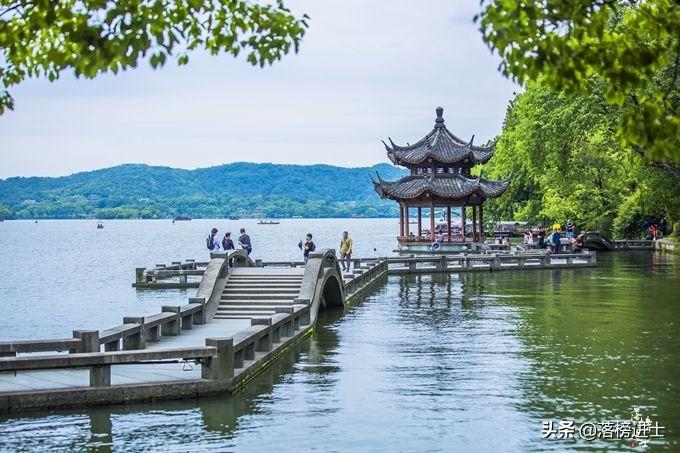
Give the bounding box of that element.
[0,0,518,178]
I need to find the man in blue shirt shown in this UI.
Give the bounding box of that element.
[238,228,252,255]
[550,228,561,254]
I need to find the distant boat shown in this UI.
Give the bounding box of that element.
[96,221,104,229]
[228,215,240,220]
[257,219,280,225]
[173,216,191,221]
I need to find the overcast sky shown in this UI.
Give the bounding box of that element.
[0,1,518,179]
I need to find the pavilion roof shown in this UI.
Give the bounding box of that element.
[383,107,494,166]
[372,173,509,201]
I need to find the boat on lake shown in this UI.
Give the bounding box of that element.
[257,219,280,225]
[228,215,240,220]
[96,221,104,229]
[173,216,191,221]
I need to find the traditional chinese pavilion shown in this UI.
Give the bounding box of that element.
[373,106,510,252]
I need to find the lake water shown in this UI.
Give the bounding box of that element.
[0,219,678,452]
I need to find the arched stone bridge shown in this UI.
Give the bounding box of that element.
[0,248,597,413]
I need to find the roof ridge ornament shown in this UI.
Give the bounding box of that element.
[468,134,475,148]
[434,106,445,128]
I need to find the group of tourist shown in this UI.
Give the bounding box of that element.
[206,228,252,254]
[522,220,582,253]
[206,228,355,269]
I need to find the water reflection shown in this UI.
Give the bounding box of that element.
[0,253,678,451]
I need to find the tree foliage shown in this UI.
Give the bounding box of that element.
[477,0,680,167]
[0,163,407,219]
[483,81,680,238]
[0,0,308,114]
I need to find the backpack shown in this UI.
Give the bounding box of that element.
[308,241,316,252]
[206,235,215,250]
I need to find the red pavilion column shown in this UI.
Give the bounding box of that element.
[399,204,404,238]
[461,206,466,240]
[404,204,410,236]
[446,206,451,242]
[472,206,478,242]
[479,204,484,241]
[430,201,435,242]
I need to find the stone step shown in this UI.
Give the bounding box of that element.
[213,310,276,318]
[225,283,302,289]
[219,300,295,306]
[221,293,298,301]
[223,287,300,294]
[213,314,269,320]
[217,305,280,312]
[228,275,303,279]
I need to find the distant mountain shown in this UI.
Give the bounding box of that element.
[0,162,407,219]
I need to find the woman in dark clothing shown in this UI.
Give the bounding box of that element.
[298,233,316,264]
[222,232,235,251]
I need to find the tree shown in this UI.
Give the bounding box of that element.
[482,80,680,238]
[0,203,13,219]
[477,0,680,170]
[0,0,308,114]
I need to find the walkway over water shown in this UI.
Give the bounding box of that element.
[0,249,596,413]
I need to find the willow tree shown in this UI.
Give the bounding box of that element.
[0,0,308,114]
[477,0,679,175]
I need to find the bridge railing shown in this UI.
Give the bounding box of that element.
[134,259,208,287]
[385,251,597,273]
[0,301,313,389]
[0,345,220,387]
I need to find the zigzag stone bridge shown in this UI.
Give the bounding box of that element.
[0,249,596,414]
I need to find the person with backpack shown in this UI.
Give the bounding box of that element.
[238,228,252,255]
[298,233,316,264]
[206,228,221,253]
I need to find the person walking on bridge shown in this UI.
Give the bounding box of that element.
[238,228,253,255]
[298,233,316,264]
[339,231,353,271]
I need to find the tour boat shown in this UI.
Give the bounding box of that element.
[96,221,104,229]
[257,219,280,225]
[173,216,191,221]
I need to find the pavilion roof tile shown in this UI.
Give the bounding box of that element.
[384,107,494,166]
[372,173,509,201]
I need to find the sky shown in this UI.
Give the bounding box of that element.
[0,1,518,179]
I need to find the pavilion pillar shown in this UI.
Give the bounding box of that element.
[461,206,466,240]
[479,204,484,241]
[472,206,478,242]
[399,204,405,238]
[430,201,435,242]
[404,204,410,236]
[417,207,422,237]
[446,206,451,241]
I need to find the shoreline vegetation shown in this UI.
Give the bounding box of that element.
[0,162,407,221]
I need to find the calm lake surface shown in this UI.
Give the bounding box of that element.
[0,219,678,452]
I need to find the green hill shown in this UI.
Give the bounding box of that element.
[0,163,407,219]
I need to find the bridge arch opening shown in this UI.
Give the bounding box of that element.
[321,275,343,308]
